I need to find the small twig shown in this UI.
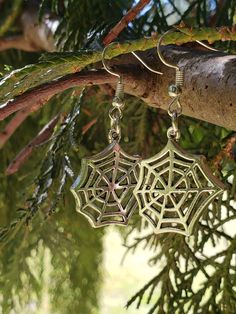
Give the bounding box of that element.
[82,108,93,117]
[213,134,236,170]
[0,109,29,148]
[0,103,43,148]
[103,0,151,45]
[6,115,60,175]
[82,118,98,135]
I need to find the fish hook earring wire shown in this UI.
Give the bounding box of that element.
[101,44,124,143]
[101,44,164,141]
[131,51,163,75]
[102,44,122,81]
[133,29,225,236]
[156,28,222,137]
[103,42,164,75]
[157,28,218,70]
[70,42,143,228]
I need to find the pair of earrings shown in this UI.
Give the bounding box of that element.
[71,30,225,236]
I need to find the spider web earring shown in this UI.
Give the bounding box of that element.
[133,29,225,236]
[71,44,142,228]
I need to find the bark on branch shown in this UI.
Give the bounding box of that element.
[0,27,235,104]
[0,71,116,120]
[0,46,235,130]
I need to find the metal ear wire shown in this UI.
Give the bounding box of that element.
[101,42,164,142]
[102,30,219,80]
[102,43,125,143]
[102,42,163,79]
[101,43,124,104]
[195,40,219,52]
[156,28,223,99]
[156,28,223,141]
[131,51,163,75]
[102,43,122,82]
[157,29,180,70]
[157,28,220,70]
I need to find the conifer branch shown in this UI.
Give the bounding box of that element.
[0,46,236,131]
[0,26,235,105]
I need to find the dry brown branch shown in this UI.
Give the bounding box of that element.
[0,110,30,148]
[0,102,45,148]
[82,118,98,135]
[6,115,60,175]
[213,134,236,170]
[6,115,97,175]
[103,0,151,45]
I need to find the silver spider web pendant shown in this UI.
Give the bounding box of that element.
[133,139,225,236]
[71,141,141,227]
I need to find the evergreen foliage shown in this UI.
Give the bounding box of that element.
[0,0,236,313]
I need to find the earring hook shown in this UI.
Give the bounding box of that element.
[102,43,125,143]
[102,42,163,79]
[156,28,223,141]
[131,51,163,75]
[157,28,220,70]
[102,43,122,82]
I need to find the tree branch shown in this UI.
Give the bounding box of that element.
[0,35,40,52]
[0,109,29,148]
[6,114,60,175]
[0,27,235,104]
[0,70,116,120]
[6,114,98,175]
[103,0,151,45]
[213,134,236,170]
[0,102,43,148]
[0,47,236,131]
